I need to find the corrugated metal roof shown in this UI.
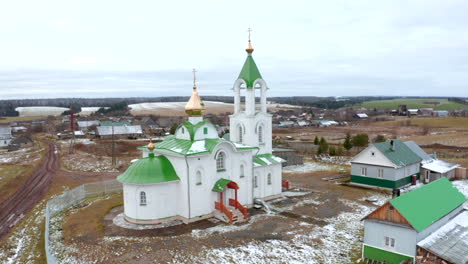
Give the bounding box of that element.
[253,154,285,166]
[0,127,12,139]
[390,178,467,232]
[96,125,142,136]
[422,159,459,174]
[417,210,468,264]
[374,139,422,167]
[117,153,179,184]
[77,120,100,128]
[404,140,432,161]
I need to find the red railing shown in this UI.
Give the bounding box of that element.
[229,198,249,220]
[215,201,233,223]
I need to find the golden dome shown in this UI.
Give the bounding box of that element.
[147,141,155,151]
[246,40,254,54]
[185,85,205,116]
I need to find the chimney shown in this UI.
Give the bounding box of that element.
[390,140,395,151]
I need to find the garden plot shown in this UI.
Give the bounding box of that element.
[62,151,118,172]
[283,161,343,174]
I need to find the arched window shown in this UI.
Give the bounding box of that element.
[258,125,263,143]
[267,173,272,185]
[181,127,185,134]
[240,164,245,178]
[238,125,243,143]
[196,171,202,185]
[216,152,225,171]
[254,175,258,188]
[140,191,147,206]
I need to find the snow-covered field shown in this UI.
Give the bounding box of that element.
[282,161,343,173]
[0,147,43,165]
[15,106,69,117]
[15,106,102,117]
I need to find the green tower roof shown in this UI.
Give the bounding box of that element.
[238,55,263,88]
[117,153,180,184]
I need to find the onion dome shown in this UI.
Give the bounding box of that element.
[185,69,206,116]
[147,141,155,151]
[117,153,180,184]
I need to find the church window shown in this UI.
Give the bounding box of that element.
[267,173,272,185]
[140,191,147,206]
[254,175,258,188]
[196,171,202,185]
[203,127,208,134]
[238,126,243,143]
[258,125,263,143]
[181,127,185,134]
[240,164,245,178]
[216,152,225,171]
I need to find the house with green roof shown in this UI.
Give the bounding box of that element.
[362,178,467,263]
[117,35,284,225]
[350,139,422,189]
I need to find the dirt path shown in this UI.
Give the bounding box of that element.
[0,141,59,239]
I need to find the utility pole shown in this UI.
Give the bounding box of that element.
[69,107,75,154]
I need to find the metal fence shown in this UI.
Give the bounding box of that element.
[44,179,122,264]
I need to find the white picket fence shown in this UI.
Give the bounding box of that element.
[44,179,122,263]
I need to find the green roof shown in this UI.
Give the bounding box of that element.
[238,55,262,88]
[117,153,180,184]
[100,121,131,126]
[212,178,232,192]
[180,120,209,141]
[154,135,256,156]
[374,139,422,167]
[253,153,285,166]
[390,178,467,232]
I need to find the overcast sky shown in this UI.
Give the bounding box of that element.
[1,0,467,99]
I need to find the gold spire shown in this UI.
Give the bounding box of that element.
[147,140,155,151]
[246,27,254,54]
[185,68,205,116]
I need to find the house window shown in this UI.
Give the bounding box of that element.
[384,236,395,248]
[254,175,258,188]
[240,164,245,178]
[140,191,147,206]
[258,125,263,143]
[203,127,208,135]
[267,173,272,185]
[361,167,367,176]
[378,169,384,178]
[196,171,202,185]
[216,152,225,171]
[238,126,243,143]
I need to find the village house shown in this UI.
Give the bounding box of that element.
[117,38,284,225]
[361,178,467,264]
[77,120,100,130]
[96,124,143,139]
[8,136,34,151]
[350,139,422,189]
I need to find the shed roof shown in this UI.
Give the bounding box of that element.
[417,210,468,264]
[97,125,142,136]
[422,159,459,174]
[390,178,467,232]
[374,139,422,167]
[253,153,285,166]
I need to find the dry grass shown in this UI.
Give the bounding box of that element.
[63,193,123,243]
[0,165,35,203]
[374,117,468,129]
[0,115,45,124]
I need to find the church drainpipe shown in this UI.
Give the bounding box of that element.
[252,148,260,202]
[185,156,191,221]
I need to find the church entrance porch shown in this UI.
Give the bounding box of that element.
[212,179,248,224]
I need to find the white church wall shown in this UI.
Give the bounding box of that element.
[175,125,191,140]
[193,122,218,140]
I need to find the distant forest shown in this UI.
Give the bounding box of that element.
[0,96,466,116]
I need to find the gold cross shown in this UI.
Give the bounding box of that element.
[247,27,252,41]
[192,68,197,87]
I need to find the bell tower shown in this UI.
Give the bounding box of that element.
[230,29,272,155]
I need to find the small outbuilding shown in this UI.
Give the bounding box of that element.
[0,127,13,148]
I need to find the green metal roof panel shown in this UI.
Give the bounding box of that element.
[374,139,422,167]
[180,120,211,141]
[155,135,255,156]
[117,153,180,184]
[238,55,262,88]
[212,178,232,192]
[390,178,467,232]
[254,153,285,166]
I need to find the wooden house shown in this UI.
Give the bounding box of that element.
[350,139,422,189]
[362,178,467,264]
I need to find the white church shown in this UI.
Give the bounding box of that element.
[117,36,284,224]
